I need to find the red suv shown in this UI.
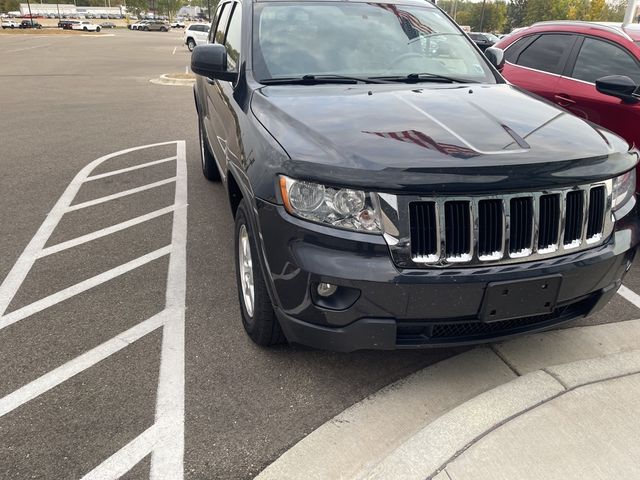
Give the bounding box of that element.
[496,21,640,181]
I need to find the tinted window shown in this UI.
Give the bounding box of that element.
[210,3,227,42]
[225,3,242,71]
[572,37,640,84]
[253,2,495,83]
[504,36,533,63]
[214,4,231,44]
[516,34,575,74]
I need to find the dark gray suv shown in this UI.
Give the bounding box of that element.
[191,0,640,352]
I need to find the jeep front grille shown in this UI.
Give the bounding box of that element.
[378,181,613,268]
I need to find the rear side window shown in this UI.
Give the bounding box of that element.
[572,37,640,84]
[516,34,575,75]
[504,36,535,63]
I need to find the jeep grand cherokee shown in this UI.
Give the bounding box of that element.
[191,0,640,352]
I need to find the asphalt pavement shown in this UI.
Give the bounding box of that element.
[1,29,639,480]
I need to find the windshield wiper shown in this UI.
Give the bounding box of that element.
[259,74,390,85]
[374,73,478,84]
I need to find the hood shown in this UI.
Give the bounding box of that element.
[251,83,636,194]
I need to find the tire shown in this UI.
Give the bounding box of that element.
[187,38,196,52]
[144,26,149,31]
[161,27,167,32]
[83,26,87,31]
[234,199,286,347]
[197,114,221,182]
[96,26,101,32]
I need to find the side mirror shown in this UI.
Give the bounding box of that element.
[484,47,505,72]
[191,44,237,82]
[596,75,639,104]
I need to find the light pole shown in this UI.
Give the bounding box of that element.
[479,0,487,32]
[26,0,34,26]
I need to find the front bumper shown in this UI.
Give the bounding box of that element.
[255,198,640,352]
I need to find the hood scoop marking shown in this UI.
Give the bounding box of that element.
[393,92,529,156]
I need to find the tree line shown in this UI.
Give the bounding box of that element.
[438,0,629,33]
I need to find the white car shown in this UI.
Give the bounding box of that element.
[130,20,148,30]
[72,21,101,32]
[183,23,210,51]
[1,19,20,29]
[170,20,185,28]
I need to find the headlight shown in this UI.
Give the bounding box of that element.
[612,169,636,211]
[279,176,381,233]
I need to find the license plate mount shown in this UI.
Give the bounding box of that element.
[479,275,562,323]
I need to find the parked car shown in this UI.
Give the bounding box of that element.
[183,23,210,51]
[100,22,116,28]
[1,19,19,28]
[72,21,101,32]
[142,20,170,31]
[58,20,79,29]
[468,32,499,51]
[171,20,185,28]
[495,21,640,186]
[130,20,149,30]
[19,20,42,29]
[191,0,640,351]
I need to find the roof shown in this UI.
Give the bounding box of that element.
[530,20,640,43]
[256,0,436,6]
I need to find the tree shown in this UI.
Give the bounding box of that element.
[507,0,528,29]
[0,0,20,12]
[586,0,606,20]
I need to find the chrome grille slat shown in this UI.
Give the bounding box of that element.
[378,180,614,268]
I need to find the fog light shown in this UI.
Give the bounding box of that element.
[317,282,338,297]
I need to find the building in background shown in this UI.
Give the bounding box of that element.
[19,3,126,17]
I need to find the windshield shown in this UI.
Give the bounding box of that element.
[252,2,496,83]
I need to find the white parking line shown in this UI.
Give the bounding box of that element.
[0,141,187,479]
[6,43,50,53]
[151,140,187,479]
[0,310,167,418]
[618,285,640,310]
[38,205,177,258]
[85,156,177,181]
[66,177,176,212]
[0,141,179,318]
[172,46,177,55]
[0,246,171,332]
[82,425,160,480]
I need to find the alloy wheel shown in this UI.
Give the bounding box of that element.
[238,224,255,317]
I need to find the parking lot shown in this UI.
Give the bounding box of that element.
[2,29,640,479]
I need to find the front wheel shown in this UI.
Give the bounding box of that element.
[83,26,87,31]
[235,199,286,347]
[96,26,101,32]
[187,38,196,52]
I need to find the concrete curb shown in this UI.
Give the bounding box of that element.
[363,349,640,480]
[255,318,640,480]
[256,348,516,480]
[149,74,195,86]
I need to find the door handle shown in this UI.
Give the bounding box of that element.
[554,94,575,106]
